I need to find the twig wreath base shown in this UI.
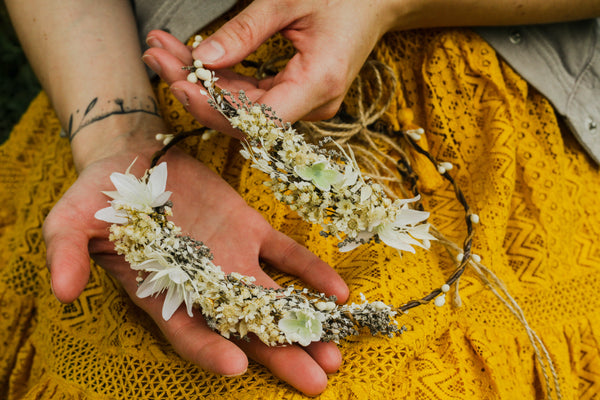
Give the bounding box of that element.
[94,40,561,399]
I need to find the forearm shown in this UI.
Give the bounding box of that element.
[392,0,600,31]
[6,0,164,170]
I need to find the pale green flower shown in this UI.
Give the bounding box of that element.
[294,161,341,192]
[278,309,323,346]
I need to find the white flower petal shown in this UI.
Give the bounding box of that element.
[94,206,128,224]
[148,162,168,199]
[131,259,163,272]
[278,310,323,346]
[409,223,437,241]
[162,283,184,320]
[395,194,421,206]
[184,290,194,317]
[394,208,430,226]
[294,165,312,181]
[110,172,143,200]
[168,268,190,284]
[338,231,374,252]
[151,191,172,207]
[136,272,164,298]
[100,190,121,200]
[377,226,416,253]
[360,185,373,203]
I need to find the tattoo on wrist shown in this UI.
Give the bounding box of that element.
[67,96,160,141]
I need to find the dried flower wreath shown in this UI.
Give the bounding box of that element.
[95,35,561,398]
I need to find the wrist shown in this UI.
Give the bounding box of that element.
[382,0,434,31]
[70,114,166,172]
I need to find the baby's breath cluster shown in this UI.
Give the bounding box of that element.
[96,162,403,346]
[188,61,436,254]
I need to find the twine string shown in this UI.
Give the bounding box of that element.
[158,58,562,399]
[295,59,562,400]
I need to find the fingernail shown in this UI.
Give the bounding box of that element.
[142,54,161,74]
[50,278,60,302]
[146,36,163,49]
[222,368,247,377]
[171,87,189,107]
[192,40,225,64]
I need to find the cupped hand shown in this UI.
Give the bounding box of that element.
[43,146,349,395]
[142,0,399,135]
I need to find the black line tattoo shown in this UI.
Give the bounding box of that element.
[67,96,161,141]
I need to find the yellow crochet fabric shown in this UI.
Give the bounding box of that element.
[2,27,600,400]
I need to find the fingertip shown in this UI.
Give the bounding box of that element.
[201,338,249,377]
[146,35,163,49]
[145,30,194,65]
[191,39,225,65]
[305,341,343,374]
[271,347,329,396]
[45,230,91,303]
[169,319,249,376]
[332,278,350,304]
[49,257,89,303]
[142,54,161,75]
[297,362,329,397]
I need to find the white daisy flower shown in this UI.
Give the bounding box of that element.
[95,161,172,224]
[376,206,436,253]
[133,258,194,321]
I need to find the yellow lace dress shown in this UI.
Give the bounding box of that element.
[1,26,600,400]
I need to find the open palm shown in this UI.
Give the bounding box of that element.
[43,146,348,395]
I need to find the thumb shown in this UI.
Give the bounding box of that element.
[192,1,293,67]
[44,225,91,303]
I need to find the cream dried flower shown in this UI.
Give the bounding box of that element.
[96,161,404,346]
[192,68,434,254]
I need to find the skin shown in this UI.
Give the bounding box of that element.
[6,0,600,395]
[145,0,600,136]
[6,0,349,395]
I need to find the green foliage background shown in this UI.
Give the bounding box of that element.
[0,2,41,144]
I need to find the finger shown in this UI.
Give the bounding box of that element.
[104,250,250,376]
[143,48,189,84]
[214,69,260,91]
[255,55,348,122]
[168,80,245,138]
[147,301,249,376]
[260,229,349,303]
[236,338,329,396]
[146,29,193,65]
[304,341,343,374]
[43,222,91,303]
[191,0,298,67]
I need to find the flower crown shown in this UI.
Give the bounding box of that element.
[95,42,465,346]
[91,36,565,398]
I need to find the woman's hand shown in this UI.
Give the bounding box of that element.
[43,146,349,395]
[142,0,400,134]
